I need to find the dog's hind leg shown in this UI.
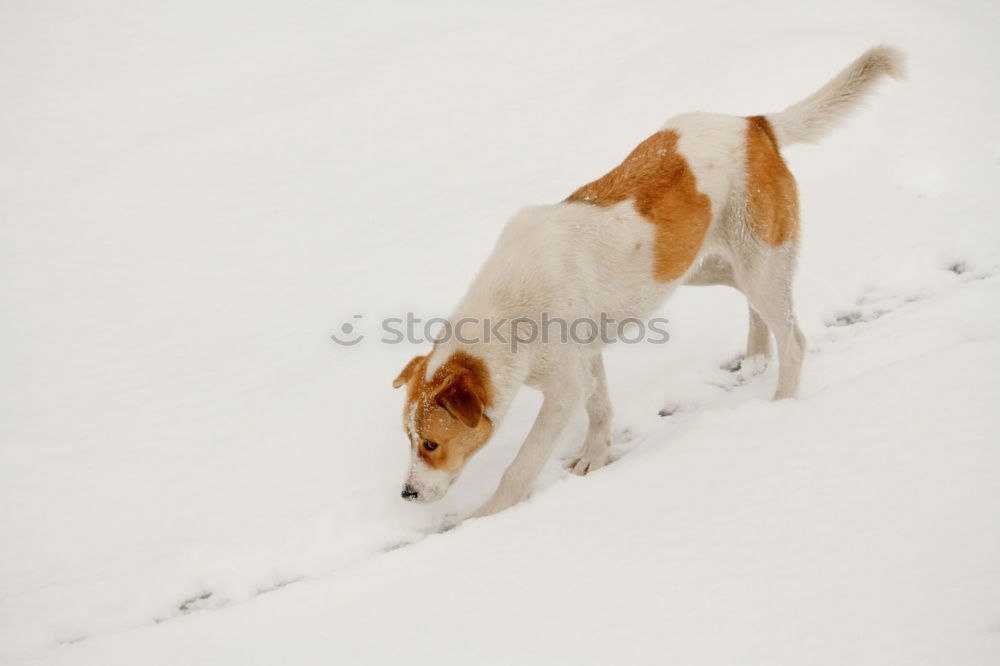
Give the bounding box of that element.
[737,248,805,400]
[745,305,772,360]
[567,354,612,476]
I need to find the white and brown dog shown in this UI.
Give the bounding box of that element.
[393,46,904,518]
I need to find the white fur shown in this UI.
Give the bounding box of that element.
[405,453,455,502]
[428,199,668,420]
[414,46,903,519]
[665,111,748,225]
[766,45,906,147]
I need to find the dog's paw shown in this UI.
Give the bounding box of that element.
[435,513,462,533]
[566,449,609,476]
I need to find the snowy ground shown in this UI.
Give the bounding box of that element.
[3,0,1000,664]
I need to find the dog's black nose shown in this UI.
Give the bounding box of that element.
[401,484,419,500]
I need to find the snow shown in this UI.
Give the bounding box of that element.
[2,0,999,664]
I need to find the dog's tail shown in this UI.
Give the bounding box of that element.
[765,45,906,147]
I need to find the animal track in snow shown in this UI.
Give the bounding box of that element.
[827,259,996,329]
[825,286,921,328]
[177,591,215,614]
[719,354,745,372]
[948,260,996,282]
[709,354,769,392]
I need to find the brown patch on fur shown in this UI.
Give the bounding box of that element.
[745,116,799,246]
[392,350,494,472]
[566,130,712,281]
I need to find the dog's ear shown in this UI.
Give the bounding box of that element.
[435,372,485,428]
[392,355,426,389]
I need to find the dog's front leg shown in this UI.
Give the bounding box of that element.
[471,376,587,519]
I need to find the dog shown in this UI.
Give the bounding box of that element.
[393,46,905,518]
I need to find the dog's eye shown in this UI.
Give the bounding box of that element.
[422,441,439,452]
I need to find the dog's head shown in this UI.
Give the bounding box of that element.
[392,350,493,502]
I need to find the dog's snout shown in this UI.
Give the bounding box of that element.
[401,484,420,501]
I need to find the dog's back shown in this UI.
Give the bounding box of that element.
[571,46,906,272]
[453,47,906,354]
